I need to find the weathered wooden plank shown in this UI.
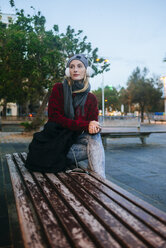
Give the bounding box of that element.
[6,154,45,248]
[2,156,23,248]
[77,173,166,239]
[46,173,121,248]
[87,170,166,224]
[20,152,27,161]
[68,173,166,247]
[0,156,12,248]
[33,172,96,248]
[9,152,166,248]
[12,153,71,248]
[57,173,148,248]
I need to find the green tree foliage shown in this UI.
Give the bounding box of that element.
[119,87,131,113]
[0,5,110,128]
[57,26,110,74]
[0,9,64,119]
[123,67,163,121]
[9,0,15,7]
[104,86,119,111]
[92,86,119,111]
[0,20,27,114]
[58,25,110,76]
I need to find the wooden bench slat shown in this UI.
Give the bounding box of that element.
[21,152,121,248]
[32,172,96,248]
[5,154,45,248]
[68,173,166,247]
[57,173,148,248]
[20,152,27,161]
[86,169,166,224]
[6,152,166,248]
[2,155,24,248]
[46,173,121,248]
[75,173,166,239]
[12,153,71,248]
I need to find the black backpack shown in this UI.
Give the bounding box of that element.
[25,122,78,173]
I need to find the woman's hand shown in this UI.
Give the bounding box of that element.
[88,121,101,134]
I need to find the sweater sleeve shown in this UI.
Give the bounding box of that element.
[85,93,99,122]
[48,83,90,132]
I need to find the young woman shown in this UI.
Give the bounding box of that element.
[48,54,105,178]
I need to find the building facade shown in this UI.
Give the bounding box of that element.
[0,12,16,27]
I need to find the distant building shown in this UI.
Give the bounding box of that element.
[0,12,16,27]
[0,101,18,116]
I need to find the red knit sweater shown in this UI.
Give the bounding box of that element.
[48,83,99,132]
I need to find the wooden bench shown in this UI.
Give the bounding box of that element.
[5,152,166,248]
[98,116,166,144]
[99,116,146,144]
[101,127,166,145]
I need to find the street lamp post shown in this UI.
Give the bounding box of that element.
[160,76,166,120]
[102,72,104,117]
[96,58,109,117]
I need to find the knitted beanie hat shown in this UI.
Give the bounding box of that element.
[67,54,88,68]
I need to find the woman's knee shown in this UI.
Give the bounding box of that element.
[88,133,102,145]
[67,144,88,162]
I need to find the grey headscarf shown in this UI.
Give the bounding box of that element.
[63,79,91,119]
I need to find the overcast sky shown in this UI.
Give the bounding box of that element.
[1,0,166,90]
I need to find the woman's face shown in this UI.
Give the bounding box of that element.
[69,60,86,81]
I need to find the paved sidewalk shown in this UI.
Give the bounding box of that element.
[105,131,166,212]
[0,132,33,143]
